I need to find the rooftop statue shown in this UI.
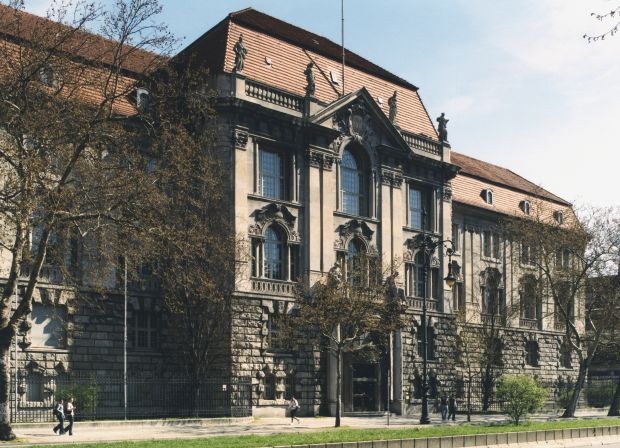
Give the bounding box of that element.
[233,34,248,72]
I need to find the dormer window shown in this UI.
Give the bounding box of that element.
[520,200,531,215]
[37,65,54,87]
[554,211,564,224]
[136,88,150,112]
[329,70,340,85]
[482,189,493,205]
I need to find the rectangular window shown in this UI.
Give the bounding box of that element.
[30,303,66,348]
[259,149,286,200]
[430,268,439,300]
[409,187,430,231]
[131,310,159,350]
[451,223,460,252]
[482,231,500,259]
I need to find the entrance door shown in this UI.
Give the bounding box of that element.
[351,363,379,412]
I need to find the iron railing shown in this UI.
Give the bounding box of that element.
[9,371,252,423]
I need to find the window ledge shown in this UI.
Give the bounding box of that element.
[333,211,379,223]
[247,194,301,208]
[265,350,294,357]
[25,347,69,354]
[402,227,437,234]
[481,256,501,264]
[128,349,162,356]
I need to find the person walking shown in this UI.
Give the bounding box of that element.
[52,399,65,435]
[288,395,300,424]
[448,394,458,421]
[440,394,448,422]
[64,397,75,435]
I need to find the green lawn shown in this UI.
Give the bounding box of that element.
[14,417,620,448]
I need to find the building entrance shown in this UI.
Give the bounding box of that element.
[343,355,383,413]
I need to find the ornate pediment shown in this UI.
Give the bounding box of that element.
[309,88,411,155]
[479,267,503,287]
[334,219,374,250]
[249,203,300,242]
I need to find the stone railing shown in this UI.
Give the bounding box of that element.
[406,297,438,311]
[401,131,442,156]
[245,80,303,112]
[519,317,540,330]
[481,313,506,327]
[251,278,295,297]
[20,263,64,283]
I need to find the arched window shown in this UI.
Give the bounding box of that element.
[264,226,285,280]
[341,148,367,216]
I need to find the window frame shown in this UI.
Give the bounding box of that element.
[130,308,160,351]
[258,147,288,201]
[408,185,432,231]
[340,147,368,217]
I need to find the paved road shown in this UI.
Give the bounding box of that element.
[6,408,618,446]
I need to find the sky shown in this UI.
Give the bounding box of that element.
[22,0,620,208]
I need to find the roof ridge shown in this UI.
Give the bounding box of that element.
[228,7,419,92]
[451,150,571,206]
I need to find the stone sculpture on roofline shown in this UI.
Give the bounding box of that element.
[388,90,398,124]
[437,112,449,142]
[233,34,248,72]
[304,62,315,97]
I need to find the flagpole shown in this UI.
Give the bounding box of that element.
[341,0,345,96]
[123,256,128,420]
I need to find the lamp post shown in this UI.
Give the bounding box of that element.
[414,234,456,424]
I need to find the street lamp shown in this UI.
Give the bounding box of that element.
[413,234,455,424]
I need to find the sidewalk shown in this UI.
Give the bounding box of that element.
[5,408,614,446]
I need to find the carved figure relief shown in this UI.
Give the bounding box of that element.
[304,61,315,96]
[332,102,380,149]
[388,90,398,123]
[232,127,249,150]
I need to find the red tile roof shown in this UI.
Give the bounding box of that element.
[228,8,418,92]
[0,3,161,74]
[451,151,570,206]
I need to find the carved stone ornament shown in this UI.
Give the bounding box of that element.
[332,102,380,149]
[232,127,249,150]
[335,219,374,250]
[442,186,452,201]
[306,148,335,170]
[381,169,403,188]
[233,34,248,72]
[437,112,449,142]
[249,203,299,242]
[479,267,503,288]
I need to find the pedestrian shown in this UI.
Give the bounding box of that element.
[52,398,65,435]
[448,394,457,421]
[64,397,75,435]
[440,394,448,421]
[288,395,300,424]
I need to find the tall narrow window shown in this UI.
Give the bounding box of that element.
[520,275,540,320]
[453,282,465,311]
[341,149,366,216]
[131,309,159,350]
[451,223,460,252]
[414,251,426,298]
[259,149,285,200]
[264,226,285,280]
[346,239,364,285]
[409,187,430,230]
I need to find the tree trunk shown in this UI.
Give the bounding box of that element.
[561,360,588,418]
[335,348,342,428]
[607,375,620,416]
[0,328,16,441]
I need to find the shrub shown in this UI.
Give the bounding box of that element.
[56,380,98,420]
[496,375,547,425]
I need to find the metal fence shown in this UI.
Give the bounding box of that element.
[443,376,618,413]
[10,371,252,423]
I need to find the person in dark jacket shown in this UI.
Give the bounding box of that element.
[440,395,448,421]
[448,394,458,421]
[52,399,65,435]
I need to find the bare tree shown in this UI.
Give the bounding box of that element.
[502,205,620,418]
[0,0,184,440]
[284,256,405,427]
[584,6,620,42]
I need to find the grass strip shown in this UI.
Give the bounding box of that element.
[18,416,620,448]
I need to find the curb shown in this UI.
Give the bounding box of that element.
[12,416,253,430]
[274,425,620,448]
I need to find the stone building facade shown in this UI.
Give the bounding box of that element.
[6,6,581,418]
